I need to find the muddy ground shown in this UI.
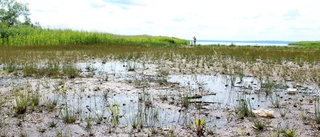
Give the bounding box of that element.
[0,59,320,137]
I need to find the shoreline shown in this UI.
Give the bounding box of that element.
[188,40,293,46]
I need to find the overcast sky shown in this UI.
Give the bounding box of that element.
[25,0,320,41]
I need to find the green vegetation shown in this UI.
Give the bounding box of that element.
[1,0,34,45]
[252,119,269,132]
[1,44,320,85]
[61,103,77,124]
[289,41,320,47]
[109,101,120,127]
[0,26,188,46]
[14,91,28,114]
[1,40,319,136]
[194,117,206,137]
[13,87,41,114]
[1,1,320,136]
[236,98,254,119]
[314,98,320,124]
[281,127,297,137]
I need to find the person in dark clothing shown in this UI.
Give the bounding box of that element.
[193,36,196,46]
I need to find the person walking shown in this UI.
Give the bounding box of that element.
[193,36,196,46]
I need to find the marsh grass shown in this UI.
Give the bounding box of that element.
[0,117,4,128]
[279,108,288,118]
[22,63,60,78]
[181,95,190,109]
[22,64,37,77]
[281,126,298,137]
[157,68,169,85]
[48,120,57,128]
[61,103,77,124]
[29,90,40,111]
[261,80,275,96]
[1,42,320,136]
[252,119,270,132]
[109,101,120,127]
[62,65,79,79]
[3,63,19,73]
[95,110,105,125]
[14,91,29,114]
[45,99,58,112]
[131,116,138,130]
[314,98,320,124]
[206,128,215,136]
[85,114,93,129]
[271,93,281,108]
[138,87,153,108]
[22,63,81,78]
[236,98,254,119]
[0,27,188,47]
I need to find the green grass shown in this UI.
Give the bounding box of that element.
[62,65,79,79]
[289,41,320,47]
[0,26,188,47]
[14,91,28,114]
[281,127,297,137]
[61,103,77,124]
[109,101,120,127]
[236,98,254,119]
[252,119,269,131]
[314,98,320,124]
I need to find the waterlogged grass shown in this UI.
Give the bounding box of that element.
[236,98,254,119]
[0,42,320,136]
[1,45,320,85]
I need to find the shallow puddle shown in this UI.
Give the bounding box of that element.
[75,61,143,80]
[54,91,186,127]
[168,74,319,109]
[71,62,320,128]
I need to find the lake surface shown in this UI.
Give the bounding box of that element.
[190,40,295,46]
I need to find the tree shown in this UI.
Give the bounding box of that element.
[0,0,30,26]
[0,0,31,44]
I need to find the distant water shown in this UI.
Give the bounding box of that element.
[190,40,295,46]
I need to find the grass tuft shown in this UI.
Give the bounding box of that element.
[14,91,29,114]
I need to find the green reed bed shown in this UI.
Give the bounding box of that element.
[0,27,188,47]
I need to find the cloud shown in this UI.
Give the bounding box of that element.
[103,0,141,6]
[171,17,189,22]
[26,0,320,41]
[283,9,300,20]
[90,1,106,9]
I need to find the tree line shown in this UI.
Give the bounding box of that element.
[0,0,39,44]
